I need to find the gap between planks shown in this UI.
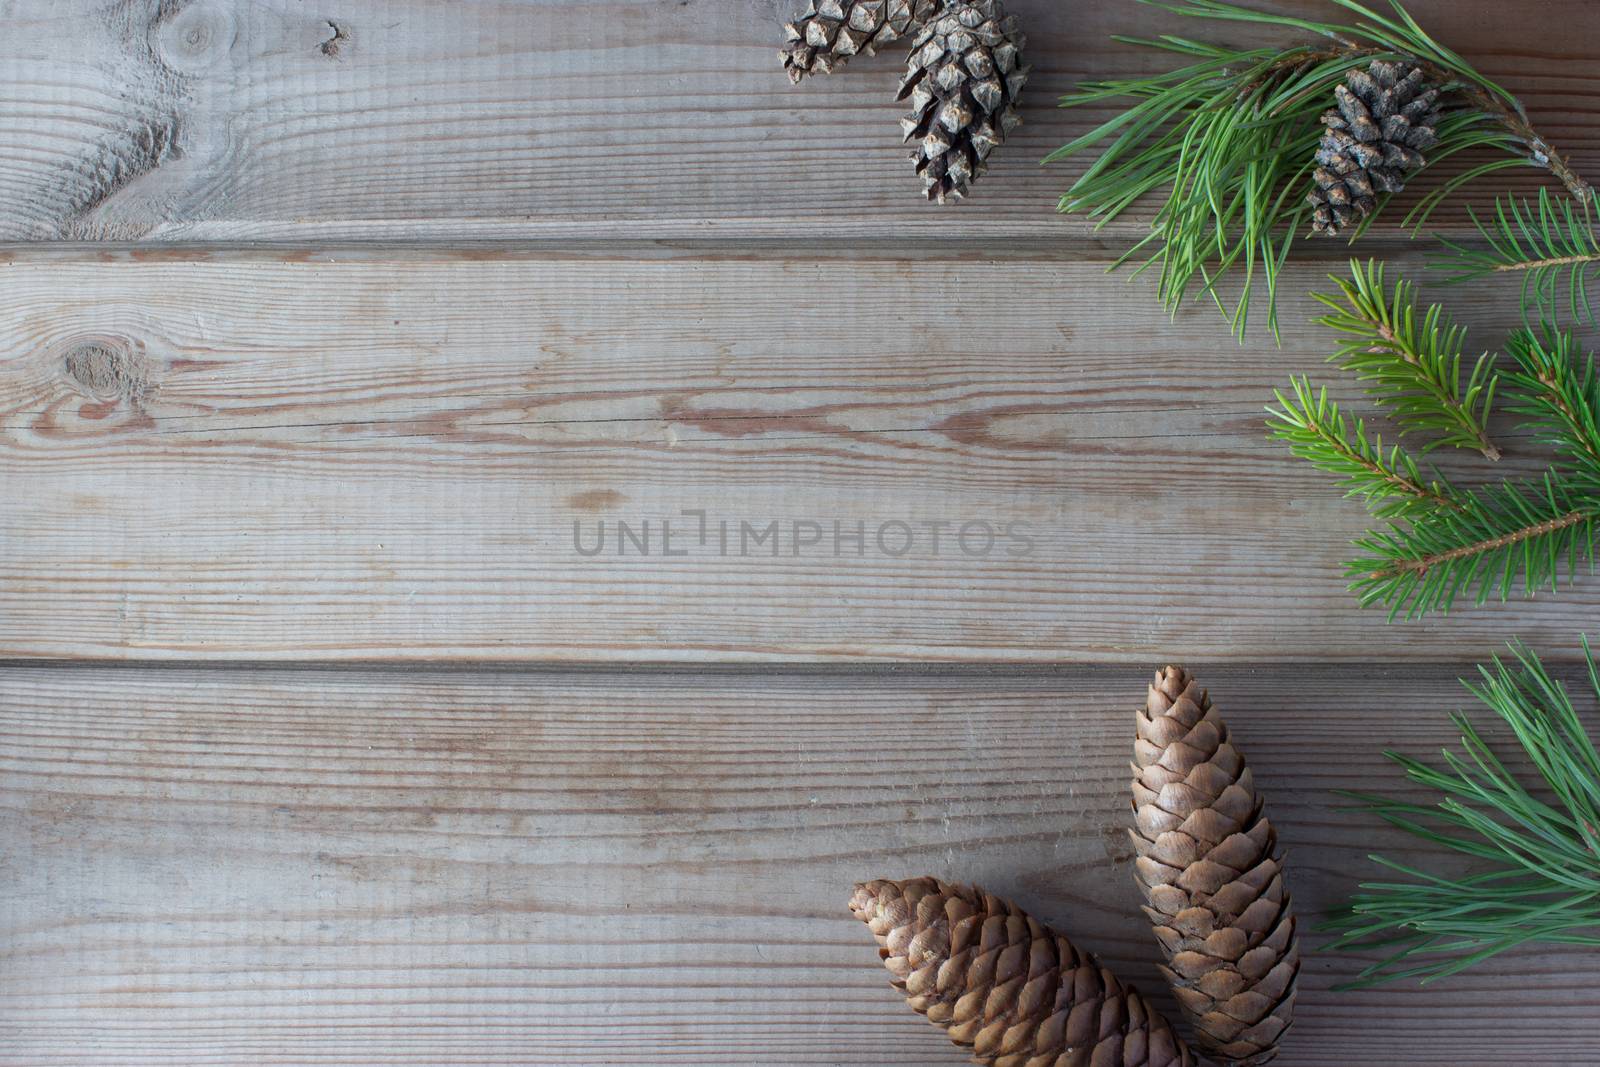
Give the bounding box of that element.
[0,656,1578,674]
[0,234,1496,265]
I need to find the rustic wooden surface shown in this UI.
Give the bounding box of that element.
[1,0,1597,242]
[3,2,1600,1065]
[4,250,1600,663]
[5,666,1599,1066]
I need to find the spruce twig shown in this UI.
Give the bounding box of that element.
[1349,477,1597,619]
[1372,508,1591,578]
[1504,325,1600,479]
[1268,377,1461,518]
[1314,260,1500,458]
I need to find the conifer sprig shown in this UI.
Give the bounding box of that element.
[1267,377,1460,518]
[1349,477,1596,619]
[1274,271,1600,618]
[1433,190,1600,325]
[1050,0,1587,340]
[1504,326,1600,481]
[1314,260,1499,458]
[1326,639,1600,987]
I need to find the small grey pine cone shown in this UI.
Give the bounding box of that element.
[1307,59,1442,235]
[781,0,938,83]
[897,0,1028,203]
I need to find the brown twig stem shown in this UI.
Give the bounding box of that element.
[1374,508,1591,578]
[1494,252,1600,273]
[1305,415,1462,510]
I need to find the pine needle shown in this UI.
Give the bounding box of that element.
[1325,639,1600,987]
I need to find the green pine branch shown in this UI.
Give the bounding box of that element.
[1503,325,1600,483]
[1433,190,1600,325]
[1276,287,1600,617]
[1049,0,1588,341]
[1314,260,1499,458]
[1267,377,1460,518]
[1325,639,1600,988]
[1348,475,1596,619]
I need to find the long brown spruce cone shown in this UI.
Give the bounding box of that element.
[850,877,1194,1067]
[780,0,938,83]
[1307,59,1442,235]
[1131,668,1299,1066]
[897,0,1028,203]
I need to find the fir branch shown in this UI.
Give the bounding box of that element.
[1433,190,1600,324]
[1268,377,1460,517]
[1314,259,1500,458]
[1274,276,1600,617]
[1503,325,1600,481]
[1373,506,1588,577]
[1349,476,1597,618]
[1050,0,1588,340]
[1325,639,1600,988]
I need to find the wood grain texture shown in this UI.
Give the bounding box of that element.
[2,664,1596,1067]
[2,248,1597,663]
[0,0,1596,242]
[6,3,1600,1061]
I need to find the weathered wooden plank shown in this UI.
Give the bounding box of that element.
[1,664,1593,1065]
[0,0,1595,242]
[2,249,1595,663]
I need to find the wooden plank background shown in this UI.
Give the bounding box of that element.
[5,250,1599,663]
[5,666,1599,1066]
[0,0,1596,242]
[3,1,1600,1064]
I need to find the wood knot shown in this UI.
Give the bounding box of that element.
[62,338,151,405]
[153,2,238,73]
[320,20,350,57]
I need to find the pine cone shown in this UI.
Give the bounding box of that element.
[1131,668,1299,1066]
[897,0,1028,203]
[781,0,938,83]
[1307,59,1442,235]
[850,877,1194,1067]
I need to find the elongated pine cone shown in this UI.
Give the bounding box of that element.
[850,877,1193,1067]
[1131,668,1299,1066]
[897,0,1028,203]
[1307,59,1442,235]
[781,0,938,82]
